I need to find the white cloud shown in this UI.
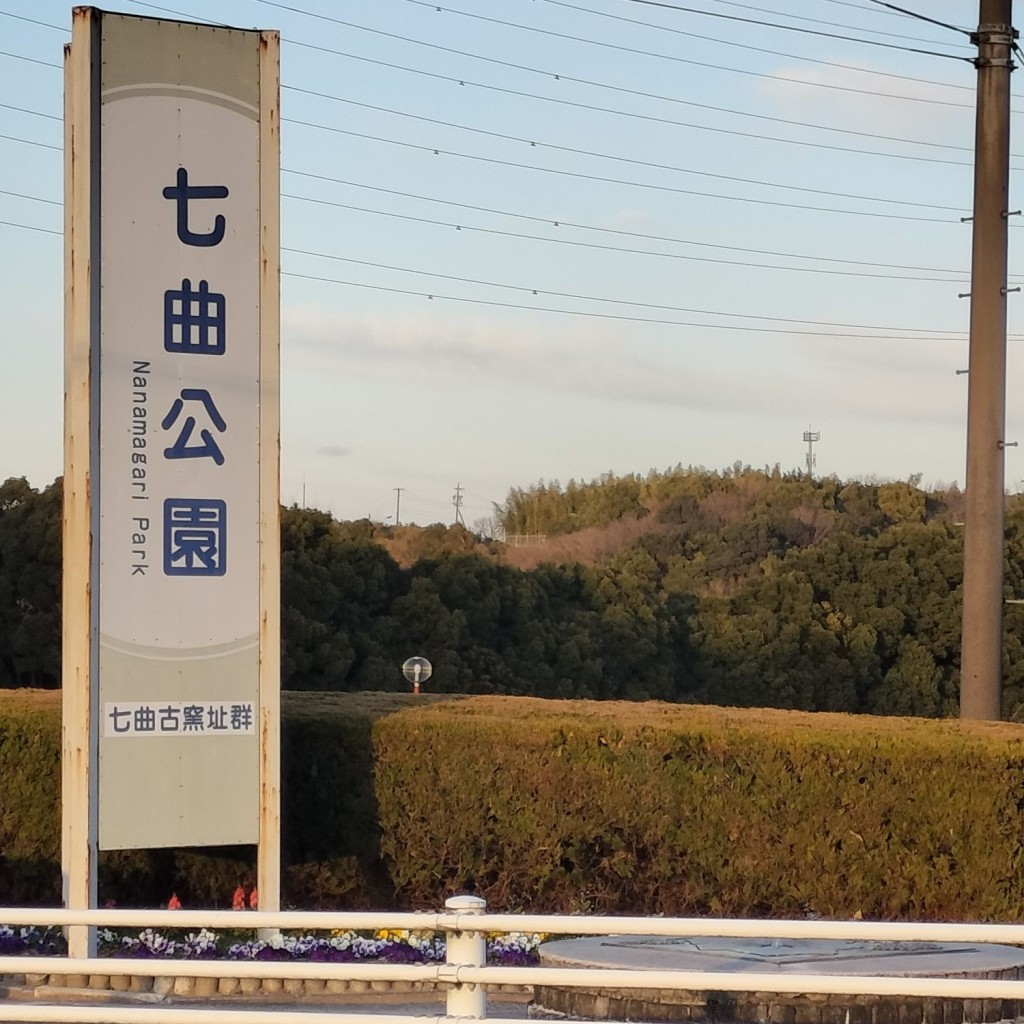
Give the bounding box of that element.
[284,304,785,412]
[597,207,659,234]
[754,60,973,149]
[277,303,996,514]
[282,302,988,428]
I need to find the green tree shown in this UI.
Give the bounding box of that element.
[280,507,404,690]
[0,477,62,687]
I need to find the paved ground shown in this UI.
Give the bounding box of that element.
[1,984,533,1020]
[539,935,1024,977]
[533,936,1024,1024]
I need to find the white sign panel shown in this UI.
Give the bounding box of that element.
[87,13,274,850]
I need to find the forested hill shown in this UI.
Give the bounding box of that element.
[5,468,1024,719]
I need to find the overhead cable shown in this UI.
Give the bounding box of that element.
[288,90,966,211]
[410,0,967,58]
[283,244,967,332]
[863,0,969,36]
[706,0,966,42]
[621,0,972,61]
[285,118,963,222]
[283,270,971,339]
[282,169,970,276]
[283,48,980,167]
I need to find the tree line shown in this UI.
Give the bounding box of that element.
[5,468,1024,717]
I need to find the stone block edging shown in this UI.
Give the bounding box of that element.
[1,972,531,999]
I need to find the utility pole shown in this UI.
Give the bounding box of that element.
[452,482,466,527]
[803,428,820,480]
[394,487,403,526]
[961,0,1015,721]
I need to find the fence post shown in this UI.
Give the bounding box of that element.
[445,894,487,1018]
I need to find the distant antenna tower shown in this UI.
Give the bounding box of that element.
[803,428,820,479]
[452,482,466,526]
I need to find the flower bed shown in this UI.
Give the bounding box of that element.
[0,924,542,967]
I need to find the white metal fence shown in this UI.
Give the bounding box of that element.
[6,898,1024,1022]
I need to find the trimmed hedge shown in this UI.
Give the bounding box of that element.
[5,690,1024,919]
[372,697,1024,920]
[0,690,61,903]
[0,690,458,908]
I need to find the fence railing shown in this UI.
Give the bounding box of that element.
[6,898,1024,1022]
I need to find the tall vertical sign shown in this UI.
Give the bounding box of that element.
[63,7,280,950]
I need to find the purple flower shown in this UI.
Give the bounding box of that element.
[489,947,539,967]
[309,946,359,963]
[380,941,432,964]
[254,946,292,961]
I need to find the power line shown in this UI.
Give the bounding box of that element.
[252,1,1003,132]
[621,0,972,61]
[406,0,968,63]
[0,101,61,120]
[6,0,1002,109]
[818,0,905,17]
[282,50,982,168]
[112,0,231,28]
[709,0,968,40]
[0,72,989,180]
[0,188,60,205]
[0,183,969,282]
[288,90,968,211]
[282,170,970,276]
[18,221,966,342]
[282,244,968,333]
[255,0,976,92]
[0,48,60,68]
[0,7,999,339]
[0,30,1007,168]
[270,16,981,152]
[0,39,987,169]
[7,198,969,330]
[6,0,979,103]
[283,269,970,339]
[282,190,965,282]
[0,171,970,279]
[0,219,61,236]
[544,0,986,95]
[0,132,60,151]
[0,11,66,32]
[0,215,989,332]
[407,0,1024,115]
[862,0,969,36]
[401,490,461,510]
[286,119,963,223]
[287,82,979,160]
[0,160,974,284]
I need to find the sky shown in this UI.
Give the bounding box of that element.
[1,0,1021,527]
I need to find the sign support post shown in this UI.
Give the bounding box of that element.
[257,28,282,923]
[62,8,100,958]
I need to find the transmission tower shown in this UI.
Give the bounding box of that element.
[452,482,466,526]
[803,428,820,480]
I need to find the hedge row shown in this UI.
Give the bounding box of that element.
[0,690,453,907]
[373,698,1024,920]
[4,691,1024,919]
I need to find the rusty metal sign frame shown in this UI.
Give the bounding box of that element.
[61,6,280,956]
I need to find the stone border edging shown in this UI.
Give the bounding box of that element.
[1,972,531,1000]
